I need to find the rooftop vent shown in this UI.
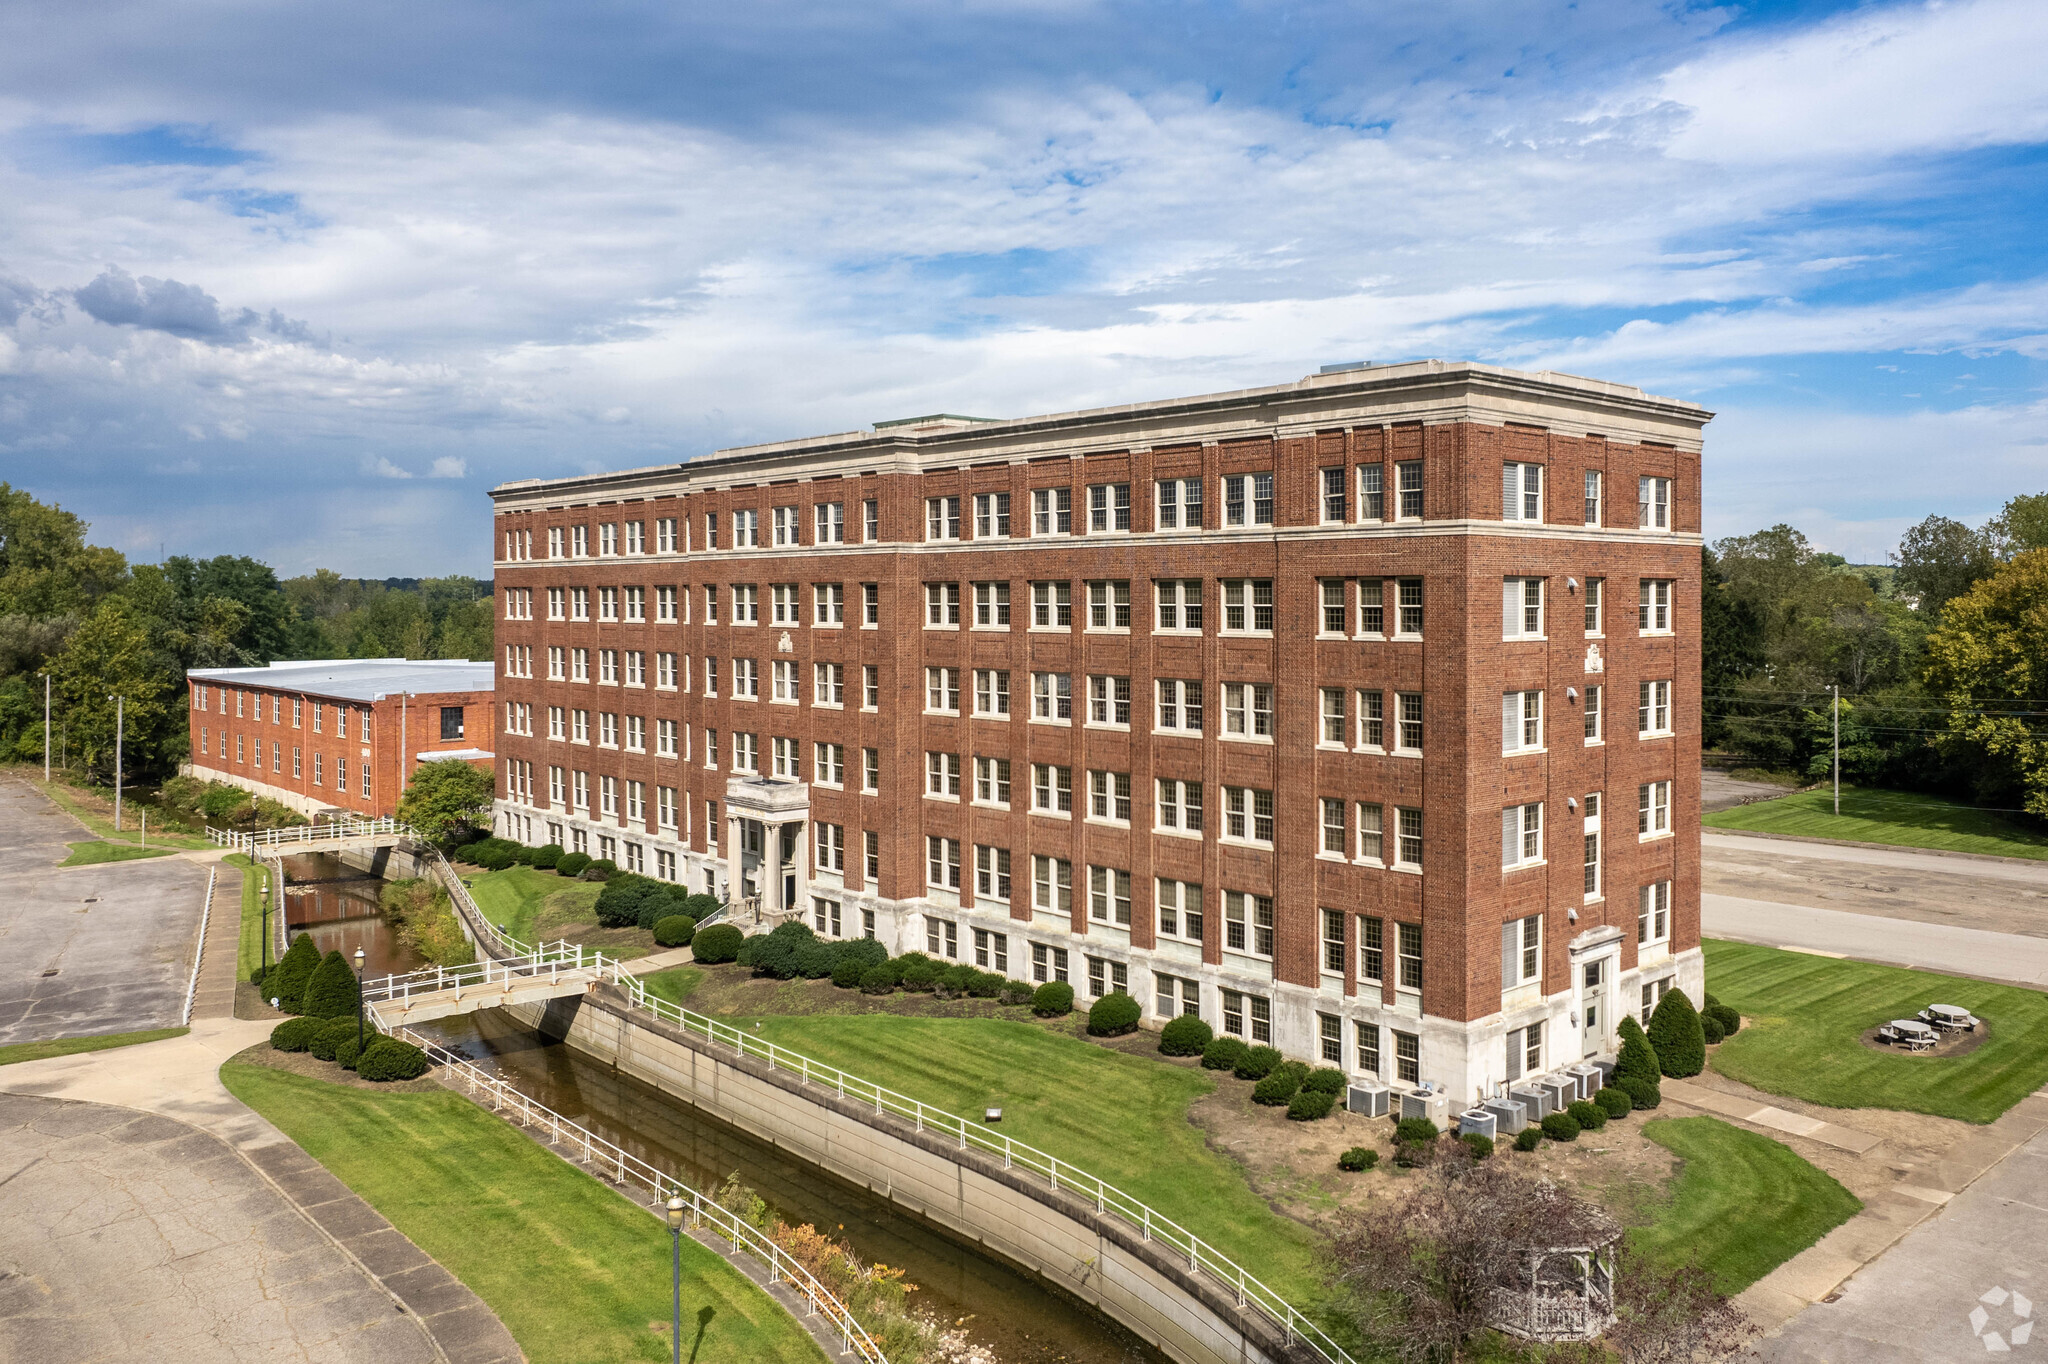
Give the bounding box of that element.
[1318,360,1373,375]
[872,413,1001,432]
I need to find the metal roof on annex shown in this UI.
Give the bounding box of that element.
[185,658,494,703]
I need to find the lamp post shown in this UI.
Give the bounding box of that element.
[108,693,125,832]
[664,1195,686,1364]
[354,945,366,1054]
[39,672,49,783]
[260,879,272,986]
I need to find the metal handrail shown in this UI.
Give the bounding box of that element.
[396,1026,891,1364]
[359,942,603,1011]
[207,817,414,856]
[182,868,216,1025]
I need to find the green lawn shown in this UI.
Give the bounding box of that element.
[468,865,603,942]
[742,1013,1326,1306]
[0,1027,189,1066]
[1704,784,2048,860]
[60,839,177,866]
[221,1061,827,1364]
[1631,1116,1861,1294]
[36,778,212,850]
[639,967,704,1009]
[1704,939,2048,1123]
[226,853,276,982]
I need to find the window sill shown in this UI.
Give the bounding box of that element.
[1031,809,1073,822]
[1638,830,1674,844]
[1152,826,1203,841]
[1503,747,1547,759]
[1639,731,1673,741]
[1503,859,1548,874]
[970,625,1011,633]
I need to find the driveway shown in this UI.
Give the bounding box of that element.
[1704,830,2048,939]
[0,779,211,1045]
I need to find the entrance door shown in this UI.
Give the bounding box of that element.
[1582,958,1614,1058]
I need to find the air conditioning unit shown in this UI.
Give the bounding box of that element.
[1509,1084,1552,1120]
[1458,1108,1497,1141]
[1346,1081,1393,1118]
[1482,1097,1529,1133]
[1538,1075,1577,1113]
[1568,1063,1604,1100]
[1591,1058,1617,1086]
[1400,1088,1453,1126]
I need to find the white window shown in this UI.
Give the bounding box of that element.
[703,585,719,623]
[862,583,879,625]
[1396,460,1424,519]
[1320,579,1348,635]
[1503,913,1542,988]
[816,825,845,874]
[1155,579,1202,632]
[973,927,1009,972]
[733,508,758,547]
[1155,778,1203,833]
[547,527,565,558]
[1321,798,1346,855]
[1220,579,1274,633]
[1394,810,1423,871]
[1356,803,1384,864]
[925,751,963,798]
[769,583,798,625]
[1503,690,1543,754]
[925,496,962,541]
[1395,692,1424,752]
[772,736,800,779]
[1502,802,1543,869]
[1088,866,1132,926]
[862,665,879,710]
[926,837,962,891]
[1638,476,1671,530]
[1155,478,1202,529]
[974,756,1011,806]
[1320,466,1347,523]
[814,742,845,786]
[657,719,678,757]
[1156,880,1204,944]
[863,748,879,792]
[624,521,646,554]
[732,731,757,772]
[732,658,758,699]
[1396,577,1424,636]
[1638,880,1671,946]
[1640,578,1673,633]
[972,581,1011,628]
[1502,461,1543,522]
[1319,688,1346,745]
[925,666,962,714]
[1033,856,1073,914]
[1224,891,1274,958]
[976,846,1012,900]
[1353,691,1385,750]
[1583,577,1604,635]
[1222,787,1274,846]
[863,499,879,542]
[732,584,758,623]
[813,662,845,706]
[656,586,677,623]
[772,505,800,547]
[624,715,646,752]
[1087,675,1131,727]
[1086,580,1131,630]
[571,708,590,743]
[1156,679,1203,734]
[598,522,618,556]
[1087,770,1132,823]
[815,501,845,543]
[973,492,1010,538]
[973,669,1010,716]
[1638,680,1672,737]
[1584,471,1603,526]
[1031,580,1072,627]
[814,583,845,625]
[1639,780,1672,837]
[1583,793,1602,901]
[1032,486,1072,535]
[1504,577,1545,638]
[1031,672,1072,721]
[1358,463,1385,521]
[1585,684,1604,742]
[703,513,719,550]
[1087,483,1131,532]
[1222,683,1274,739]
[925,581,962,626]
[1221,472,1273,527]
[1032,764,1073,813]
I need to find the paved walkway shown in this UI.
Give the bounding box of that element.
[1704,893,2048,987]
[1661,1078,1883,1153]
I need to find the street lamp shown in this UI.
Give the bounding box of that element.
[260,880,272,987]
[665,1194,687,1364]
[354,946,367,1054]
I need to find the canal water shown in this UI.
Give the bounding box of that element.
[281,855,1162,1364]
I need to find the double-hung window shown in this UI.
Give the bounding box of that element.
[1155,579,1202,631]
[1357,579,1385,635]
[1503,690,1543,754]
[973,669,1010,716]
[924,666,961,715]
[815,583,845,625]
[1639,880,1671,946]
[1638,476,1671,530]
[1224,892,1275,958]
[1031,581,1072,627]
[1503,914,1542,988]
[1396,461,1424,519]
[733,584,759,623]
[1396,578,1423,636]
[925,751,963,798]
[1639,780,1672,837]
[1584,471,1603,526]
[1087,675,1131,726]
[1358,916,1384,983]
[1320,798,1346,855]
[1087,483,1131,532]
[926,838,962,891]
[1356,803,1385,863]
[1222,787,1274,846]
[1583,793,1602,900]
[1155,779,1202,832]
[1032,487,1072,535]
[1156,879,1203,943]
[1032,764,1073,813]
[1397,923,1423,991]
[815,501,845,543]
[1031,672,1072,721]
[1320,579,1348,635]
[1320,467,1347,523]
[1086,580,1130,629]
[976,846,1012,900]
[1220,579,1274,633]
[973,581,1010,626]
[925,582,961,626]
[772,505,800,546]
[1502,461,1543,521]
[1156,679,1203,734]
[1639,579,1673,633]
[1358,463,1385,521]
[1221,472,1274,527]
[814,743,845,786]
[770,583,798,625]
[1504,577,1545,638]
[925,496,961,541]
[863,499,880,542]
[973,492,1010,537]
[1638,680,1672,737]
[1503,802,1543,869]
[1088,867,1132,926]
[1155,477,1202,529]
[1033,856,1073,913]
[733,509,758,547]
[1584,577,1604,634]
[1396,692,1424,752]
[1222,683,1274,739]
[974,756,1011,806]
[1320,688,1346,745]
[1584,684,1604,742]
[1321,909,1347,973]
[1087,770,1132,823]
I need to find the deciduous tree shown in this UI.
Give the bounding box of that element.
[395,757,497,845]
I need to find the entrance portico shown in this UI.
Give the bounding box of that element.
[724,777,810,923]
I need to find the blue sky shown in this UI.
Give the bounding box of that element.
[0,0,2043,574]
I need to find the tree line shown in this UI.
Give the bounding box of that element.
[0,483,492,785]
[1705,491,2048,820]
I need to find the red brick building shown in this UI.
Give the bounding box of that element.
[186,659,496,819]
[488,360,1708,1103]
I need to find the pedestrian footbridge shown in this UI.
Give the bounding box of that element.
[209,817,416,859]
[362,944,618,1027]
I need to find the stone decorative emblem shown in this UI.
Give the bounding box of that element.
[778,631,794,653]
[1971,1285,2033,1351]
[1584,643,1604,674]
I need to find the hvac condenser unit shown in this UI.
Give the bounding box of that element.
[1400,1088,1453,1126]
[1509,1084,1552,1120]
[1457,1108,1497,1141]
[1345,1081,1393,1118]
[1568,1063,1604,1100]
[1482,1097,1529,1133]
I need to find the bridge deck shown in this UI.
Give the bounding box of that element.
[366,973,598,1026]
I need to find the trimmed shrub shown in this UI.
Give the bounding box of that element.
[1395,1116,1440,1145]
[1201,1037,1249,1071]
[1338,1146,1379,1172]
[939,963,979,995]
[1647,989,1707,1077]
[1287,1089,1337,1121]
[794,940,838,979]
[1566,1099,1607,1131]
[830,957,866,988]
[858,965,898,995]
[582,858,618,881]
[1594,1086,1634,1120]
[1704,991,1721,1009]
[269,934,321,1013]
[894,951,933,969]
[831,938,889,972]
[554,851,592,878]
[997,980,1036,1006]
[310,1017,359,1062]
[968,971,1006,998]
[529,843,563,869]
[1616,1015,1662,1087]
[653,915,697,948]
[1541,1111,1581,1142]
[1461,1133,1494,1160]
[1233,1045,1283,1081]
[513,845,540,865]
[1701,1013,1726,1045]
[334,1034,363,1071]
[1159,1015,1213,1057]
[1514,1126,1543,1152]
[1705,1002,1742,1037]
[636,889,687,933]
[357,1037,430,1082]
[1087,992,1142,1036]
[1617,1075,1662,1111]
[1302,1067,1346,1096]
[898,958,940,991]
[594,876,651,928]
[1031,981,1075,1016]
[1253,1071,1303,1106]
[301,950,361,1020]
[682,892,722,921]
[269,1017,322,1052]
[472,844,517,871]
[690,924,744,964]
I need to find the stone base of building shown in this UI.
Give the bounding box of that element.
[496,801,1705,1110]
[183,763,351,821]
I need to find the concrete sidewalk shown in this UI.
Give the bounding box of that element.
[1703,893,2048,987]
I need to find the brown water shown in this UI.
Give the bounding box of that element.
[281,851,428,979]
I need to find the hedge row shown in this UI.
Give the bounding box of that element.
[452,836,614,882]
[269,1018,428,1082]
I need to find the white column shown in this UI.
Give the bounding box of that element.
[726,814,744,909]
[790,819,808,921]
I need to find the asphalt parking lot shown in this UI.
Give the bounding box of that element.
[0,779,210,1046]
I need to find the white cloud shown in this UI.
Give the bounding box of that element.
[363,455,413,479]
[428,455,467,478]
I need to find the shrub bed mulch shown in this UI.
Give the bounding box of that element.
[1856,1022,1991,1059]
[232,1041,442,1094]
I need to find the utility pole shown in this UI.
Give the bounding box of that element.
[41,673,50,783]
[109,693,125,832]
[1832,685,1841,817]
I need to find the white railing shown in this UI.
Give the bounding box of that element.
[182,868,216,1025]
[396,1026,890,1364]
[359,942,604,1014]
[208,817,413,856]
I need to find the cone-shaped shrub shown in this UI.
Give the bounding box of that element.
[268,935,321,1014]
[1647,989,1707,1078]
[1615,1015,1661,1085]
[301,950,362,1020]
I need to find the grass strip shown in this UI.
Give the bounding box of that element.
[1704,784,2048,860]
[226,852,276,982]
[0,1027,189,1066]
[468,864,601,941]
[60,839,176,866]
[1631,1116,1861,1293]
[743,1013,1325,1305]
[1704,939,2048,1123]
[221,1061,828,1364]
[639,967,704,1009]
[35,778,212,850]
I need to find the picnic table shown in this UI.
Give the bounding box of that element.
[1923,1004,1979,1032]
[1881,1018,1938,1050]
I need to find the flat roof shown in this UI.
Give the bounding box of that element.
[187,659,494,703]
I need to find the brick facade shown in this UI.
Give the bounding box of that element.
[489,360,1708,1105]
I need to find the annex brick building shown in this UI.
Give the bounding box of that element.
[186,659,496,819]
[488,360,1708,1104]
